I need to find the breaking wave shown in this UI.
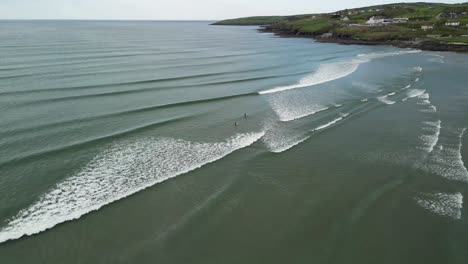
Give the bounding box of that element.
[0,132,265,243]
[263,132,310,153]
[313,113,349,131]
[420,120,441,153]
[259,62,360,94]
[402,89,426,102]
[268,95,330,122]
[357,50,421,60]
[377,96,396,105]
[259,49,421,95]
[423,128,468,182]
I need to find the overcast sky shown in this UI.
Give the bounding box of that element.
[0,0,463,20]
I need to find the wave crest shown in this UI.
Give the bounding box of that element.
[0,132,264,243]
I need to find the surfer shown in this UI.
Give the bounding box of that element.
[235,122,239,126]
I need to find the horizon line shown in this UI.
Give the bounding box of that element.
[0,19,218,22]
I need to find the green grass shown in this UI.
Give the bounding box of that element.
[284,18,334,34]
[440,36,468,44]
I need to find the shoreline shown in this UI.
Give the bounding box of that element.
[258,27,468,53]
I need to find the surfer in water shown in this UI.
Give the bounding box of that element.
[235,122,239,126]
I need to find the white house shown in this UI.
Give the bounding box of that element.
[366,16,409,25]
[366,16,386,24]
[392,18,409,23]
[341,16,350,21]
[421,25,434,30]
[445,22,460,26]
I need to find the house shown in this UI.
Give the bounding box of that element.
[421,25,434,31]
[341,16,350,21]
[392,18,409,23]
[445,22,460,26]
[366,16,409,25]
[366,16,386,24]
[437,12,461,19]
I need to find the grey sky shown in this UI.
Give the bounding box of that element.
[0,0,463,20]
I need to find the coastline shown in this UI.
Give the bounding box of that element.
[258,26,468,53]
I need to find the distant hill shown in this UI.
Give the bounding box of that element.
[213,2,468,51]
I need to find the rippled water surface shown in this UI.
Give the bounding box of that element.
[1,21,468,264]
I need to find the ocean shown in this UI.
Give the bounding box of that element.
[0,20,468,264]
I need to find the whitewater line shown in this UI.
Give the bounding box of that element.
[0,132,265,243]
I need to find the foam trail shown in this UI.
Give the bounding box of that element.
[423,128,468,182]
[418,93,437,113]
[0,132,265,243]
[313,113,349,131]
[415,192,463,220]
[402,89,426,102]
[361,98,368,102]
[259,62,360,94]
[420,120,441,153]
[415,77,420,82]
[377,96,396,105]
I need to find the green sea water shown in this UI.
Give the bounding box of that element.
[0,21,468,264]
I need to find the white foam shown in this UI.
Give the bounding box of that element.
[402,89,426,102]
[361,98,368,102]
[415,192,463,220]
[415,77,420,82]
[377,96,396,105]
[386,92,396,96]
[423,128,468,182]
[417,93,437,113]
[357,50,421,60]
[413,66,423,72]
[259,62,360,94]
[267,93,330,122]
[428,54,445,64]
[420,120,441,153]
[0,132,265,243]
[313,113,349,131]
[404,84,412,89]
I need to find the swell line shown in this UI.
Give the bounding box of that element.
[1,71,299,96]
[0,92,256,137]
[0,115,194,168]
